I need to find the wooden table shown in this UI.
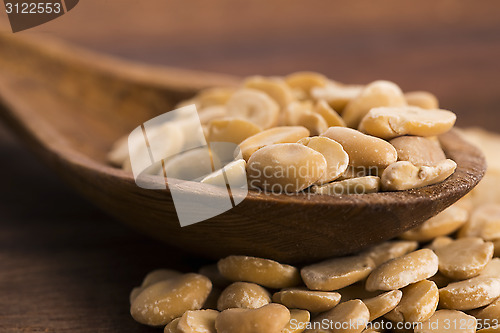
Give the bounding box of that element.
[0,1,499,331]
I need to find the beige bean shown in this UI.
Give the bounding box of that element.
[198,264,231,289]
[130,273,212,326]
[311,83,364,112]
[312,176,381,195]
[321,127,397,169]
[361,240,419,267]
[244,76,294,109]
[282,309,311,333]
[217,256,301,289]
[415,310,476,333]
[164,147,219,181]
[381,159,457,191]
[273,288,341,313]
[238,126,310,161]
[201,159,247,188]
[198,105,227,125]
[400,205,469,242]
[427,236,454,251]
[226,88,280,129]
[215,303,290,333]
[439,276,500,310]
[298,136,349,184]
[285,71,328,97]
[360,106,456,140]
[435,237,494,280]
[297,112,329,136]
[207,118,262,145]
[480,258,500,277]
[217,282,270,311]
[306,299,370,333]
[363,290,402,321]
[404,91,439,110]
[247,143,327,192]
[314,100,346,127]
[385,280,439,323]
[343,80,407,128]
[164,317,182,333]
[130,269,183,304]
[284,101,314,125]
[390,136,446,167]
[459,204,500,241]
[366,249,439,291]
[301,255,375,291]
[178,309,219,333]
[196,87,235,108]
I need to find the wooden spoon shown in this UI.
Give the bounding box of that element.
[0,33,486,263]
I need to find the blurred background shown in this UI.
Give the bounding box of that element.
[0,1,499,332]
[2,0,500,129]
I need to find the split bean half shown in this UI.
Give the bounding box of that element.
[301,255,375,291]
[360,106,456,140]
[365,249,439,291]
[217,255,301,289]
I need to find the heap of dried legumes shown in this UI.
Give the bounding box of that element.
[109,72,459,194]
[129,132,500,332]
[120,74,500,332]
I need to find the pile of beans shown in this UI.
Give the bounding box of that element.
[108,72,459,194]
[129,126,500,332]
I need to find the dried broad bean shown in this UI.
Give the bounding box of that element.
[404,91,439,110]
[384,280,439,323]
[322,127,397,169]
[282,309,311,333]
[381,159,457,191]
[217,255,301,289]
[215,303,290,333]
[435,237,494,280]
[363,290,403,321]
[298,136,349,184]
[273,288,341,313]
[301,255,375,291]
[439,276,500,310]
[401,205,468,242]
[226,88,280,129]
[207,117,262,144]
[247,143,327,192]
[390,136,446,167]
[217,282,270,311]
[130,273,212,326]
[306,299,370,333]
[177,309,219,333]
[342,80,406,128]
[365,249,439,291]
[360,106,456,140]
[238,126,310,161]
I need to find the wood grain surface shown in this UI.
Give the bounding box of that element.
[0,0,499,331]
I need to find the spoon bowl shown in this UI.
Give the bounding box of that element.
[0,33,486,263]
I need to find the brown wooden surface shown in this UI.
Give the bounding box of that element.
[0,1,499,331]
